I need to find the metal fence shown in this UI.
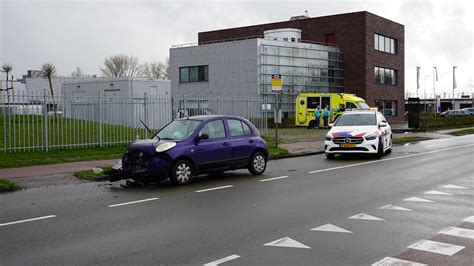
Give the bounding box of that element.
[0,92,266,153]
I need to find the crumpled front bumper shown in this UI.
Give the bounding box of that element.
[108,157,169,182]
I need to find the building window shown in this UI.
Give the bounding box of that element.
[374,66,397,85]
[374,34,396,54]
[375,100,397,117]
[179,65,208,83]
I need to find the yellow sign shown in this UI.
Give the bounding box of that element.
[271,74,282,91]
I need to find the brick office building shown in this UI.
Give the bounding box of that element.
[197,11,404,120]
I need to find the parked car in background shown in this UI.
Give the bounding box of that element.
[439,110,470,117]
[324,109,392,159]
[461,107,474,115]
[109,115,269,185]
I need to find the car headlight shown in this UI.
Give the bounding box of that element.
[365,134,377,141]
[324,134,333,141]
[156,142,176,153]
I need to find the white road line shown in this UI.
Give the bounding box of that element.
[408,239,465,256]
[203,254,240,266]
[309,143,474,174]
[439,226,474,239]
[372,257,427,266]
[196,185,233,193]
[108,197,159,208]
[0,215,56,227]
[260,176,288,182]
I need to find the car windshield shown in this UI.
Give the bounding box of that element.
[156,120,201,141]
[335,113,376,126]
[356,102,370,109]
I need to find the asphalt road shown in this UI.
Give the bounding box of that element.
[1,135,473,265]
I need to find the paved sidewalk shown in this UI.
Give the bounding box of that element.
[280,141,325,154]
[0,159,118,180]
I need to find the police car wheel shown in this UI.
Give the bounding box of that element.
[375,139,384,159]
[386,137,392,153]
[326,153,335,160]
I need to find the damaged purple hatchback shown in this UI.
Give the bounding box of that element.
[109,115,269,185]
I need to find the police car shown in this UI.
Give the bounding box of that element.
[324,109,392,159]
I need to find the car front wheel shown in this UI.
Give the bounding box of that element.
[248,152,267,175]
[170,159,193,185]
[326,153,335,160]
[375,138,384,159]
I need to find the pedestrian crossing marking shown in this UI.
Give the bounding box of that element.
[372,257,427,266]
[439,226,474,239]
[463,215,474,223]
[263,237,311,249]
[310,224,352,233]
[348,213,385,221]
[408,239,464,256]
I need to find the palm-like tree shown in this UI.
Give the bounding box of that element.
[41,63,57,118]
[1,64,13,104]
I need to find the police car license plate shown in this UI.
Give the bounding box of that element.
[340,144,356,148]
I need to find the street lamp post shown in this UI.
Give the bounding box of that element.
[424,75,429,112]
[452,66,457,110]
[433,67,438,113]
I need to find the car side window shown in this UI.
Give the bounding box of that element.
[241,121,253,136]
[228,119,245,137]
[199,120,226,139]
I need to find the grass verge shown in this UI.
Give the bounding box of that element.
[74,166,113,181]
[0,179,22,192]
[263,136,290,158]
[448,128,474,136]
[392,136,431,144]
[0,145,126,169]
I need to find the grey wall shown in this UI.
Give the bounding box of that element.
[170,39,259,98]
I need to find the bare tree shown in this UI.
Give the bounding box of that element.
[140,62,166,79]
[100,54,140,77]
[1,64,13,103]
[41,63,57,118]
[71,67,85,78]
[164,58,170,80]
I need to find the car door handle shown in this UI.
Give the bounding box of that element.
[223,142,230,146]
[249,139,255,143]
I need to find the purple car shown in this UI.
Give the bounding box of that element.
[110,115,269,185]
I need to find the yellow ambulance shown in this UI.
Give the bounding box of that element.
[295,93,368,128]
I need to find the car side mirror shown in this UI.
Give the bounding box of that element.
[379,122,387,128]
[198,134,209,141]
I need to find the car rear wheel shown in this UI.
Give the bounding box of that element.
[326,153,335,160]
[248,152,267,175]
[307,120,315,129]
[170,159,193,185]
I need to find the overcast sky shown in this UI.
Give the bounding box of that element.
[1,0,473,95]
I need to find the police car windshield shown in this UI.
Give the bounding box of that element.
[356,102,369,109]
[335,113,376,126]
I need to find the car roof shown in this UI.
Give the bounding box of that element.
[177,114,245,121]
[343,109,378,114]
